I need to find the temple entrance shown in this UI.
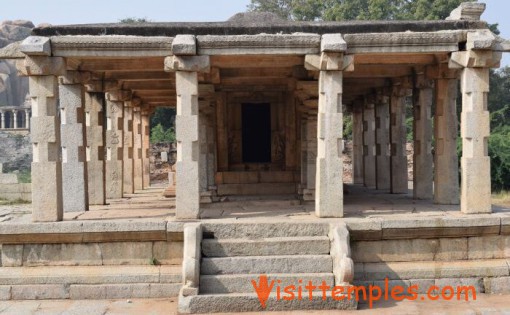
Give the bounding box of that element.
[241,103,271,163]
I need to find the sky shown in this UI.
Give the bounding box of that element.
[0,0,509,66]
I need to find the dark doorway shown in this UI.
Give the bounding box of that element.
[242,103,271,163]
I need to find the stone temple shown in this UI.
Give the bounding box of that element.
[0,2,509,313]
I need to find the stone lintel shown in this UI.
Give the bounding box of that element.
[321,34,346,52]
[106,90,132,102]
[449,50,502,69]
[50,35,174,58]
[20,36,51,56]
[172,35,196,55]
[197,34,320,55]
[164,55,210,73]
[16,56,66,76]
[446,2,485,21]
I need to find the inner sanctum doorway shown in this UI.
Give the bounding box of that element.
[242,103,271,164]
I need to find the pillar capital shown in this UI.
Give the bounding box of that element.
[415,74,434,89]
[16,56,66,76]
[449,50,501,69]
[304,53,353,71]
[106,89,132,102]
[59,71,95,85]
[164,55,210,73]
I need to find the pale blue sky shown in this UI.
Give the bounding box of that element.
[0,0,508,66]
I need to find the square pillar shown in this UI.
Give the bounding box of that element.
[450,44,500,214]
[105,91,126,199]
[0,110,4,129]
[303,114,317,201]
[390,84,409,194]
[123,100,135,195]
[363,97,376,188]
[352,104,364,185]
[59,73,89,212]
[375,91,391,190]
[85,86,106,205]
[315,53,344,218]
[141,111,151,189]
[133,105,144,192]
[23,56,66,222]
[299,115,308,194]
[413,75,434,199]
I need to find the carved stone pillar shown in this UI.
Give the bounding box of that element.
[450,31,501,214]
[375,91,391,190]
[413,75,434,200]
[105,91,127,199]
[85,80,106,205]
[141,110,151,189]
[352,103,364,185]
[133,105,144,192]
[24,109,30,129]
[390,83,409,194]
[363,97,376,188]
[303,114,317,201]
[59,72,89,212]
[12,109,18,129]
[0,111,4,129]
[18,55,66,222]
[123,98,135,195]
[165,37,210,219]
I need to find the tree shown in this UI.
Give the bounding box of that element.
[248,0,468,21]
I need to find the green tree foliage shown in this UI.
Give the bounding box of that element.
[248,0,467,21]
[150,108,176,143]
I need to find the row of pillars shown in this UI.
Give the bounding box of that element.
[26,61,152,221]
[0,108,31,129]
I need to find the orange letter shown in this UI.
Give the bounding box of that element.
[251,275,274,308]
[347,286,367,302]
[441,286,454,301]
[305,281,316,301]
[390,285,405,302]
[406,285,419,301]
[318,281,331,301]
[331,286,346,301]
[428,286,439,300]
[368,285,382,309]
[457,286,476,301]
[283,285,295,301]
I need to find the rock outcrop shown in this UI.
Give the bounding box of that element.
[0,20,33,107]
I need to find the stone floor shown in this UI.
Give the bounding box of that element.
[1,294,510,314]
[1,183,509,224]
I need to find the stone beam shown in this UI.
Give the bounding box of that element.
[77,57,165,72]
[210,55,304,69]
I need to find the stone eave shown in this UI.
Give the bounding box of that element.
[32,20,487,37]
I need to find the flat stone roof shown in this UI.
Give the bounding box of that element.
[32,20,487,37]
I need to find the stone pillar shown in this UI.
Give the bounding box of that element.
[59,73,89,212]
[0,111,4,129]
[24,109,30,129]
[141,111,151,189]
[352,104,364,185]
[375,91,391,190]
[434,75,459,204]
[363,97,376,188]
[299,115,308,195]
[449,33,501,214]
[12,109,18,129]
[390,84,408,194]
[303,114,317,201]
[413,75,434,199]
[105,91,126,199]
[133,105,144,192]
[85,82,106,205]
[314,37,346,218]
[20,56,66,222]
[123,99,135,195]
[165,47,210,219]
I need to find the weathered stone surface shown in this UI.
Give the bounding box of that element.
[149,283,181,298]
[0,173,18,184]
[202,222,329,239]
[435,278,484,294]
[357,260,509,281]
[183,223,201,289]
[105,99,123,199]
[153,241,183,265]
[468,236,510,260]
[375,93,390,190]
[200,273,334,294]
[483,276,510,294]
[19,36,50,56]
[1,245,23,267]
[22,243,102,266]
[11,284,68,300]
[201,255,332,275]
[164,55,210,72]
[85,92,106,205]
[100,242,152,265]
[17,56,66,76]
[447,2,485,21]
[0,286,11,300]
[321,34,346,52]
[389,85,408,193]
[180,291,357,314]
[436,238,468,261]
[172,34,196,55]
[202,236,330,257]
[363,101,376,188]
[352,107,364,184]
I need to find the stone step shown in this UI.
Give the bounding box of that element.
[201,255,332,275]
[202,222,330,239]
[179,291,357,313]
[217,183,297,196]
[202,236,330,257]
[200,273,335,294]
[0,265,181,285]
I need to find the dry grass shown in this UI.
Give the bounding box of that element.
[0,198,30,206]
[493,191,510,207]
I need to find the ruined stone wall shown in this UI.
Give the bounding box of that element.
[0,131,31,172]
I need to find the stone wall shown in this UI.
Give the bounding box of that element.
[0,131,31,173]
